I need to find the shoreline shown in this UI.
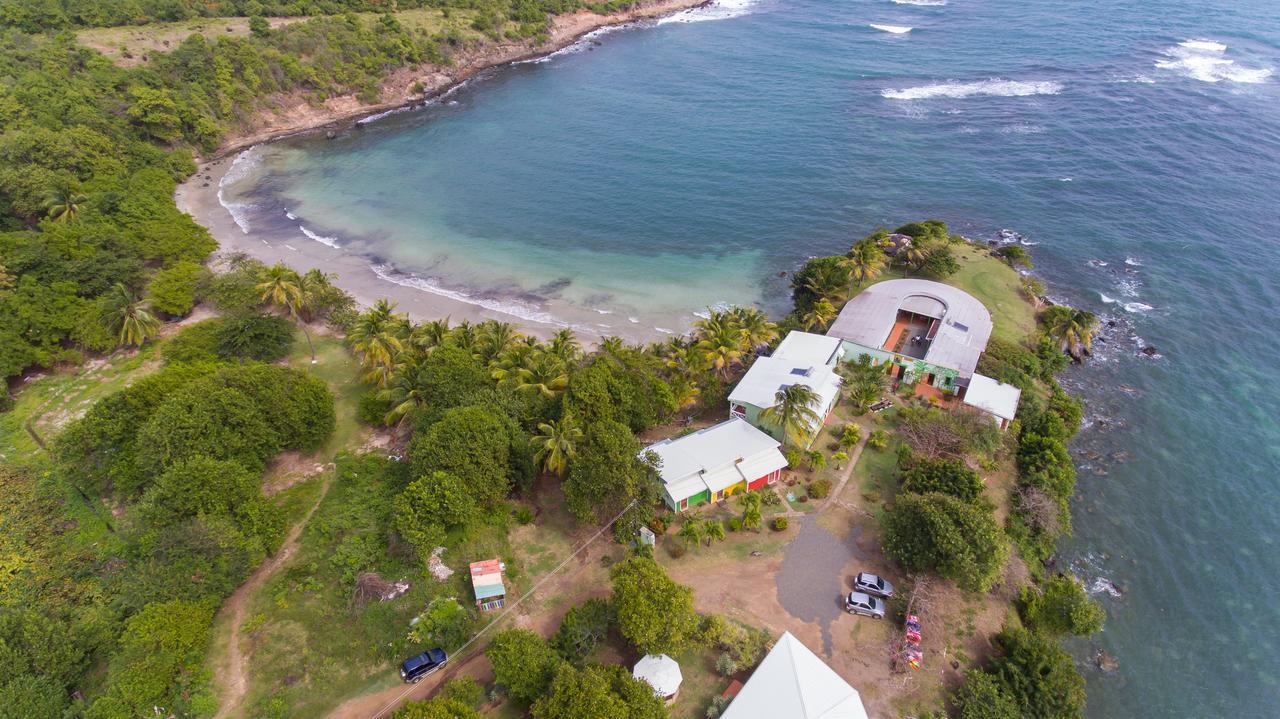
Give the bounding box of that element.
[204,0,714,161]
[178,0,718,342]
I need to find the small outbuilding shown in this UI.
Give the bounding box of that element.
[633,654,683,703]
[961,373,1022,430]
[469,559,506,612]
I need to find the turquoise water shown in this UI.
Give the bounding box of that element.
[227,0,1280,714]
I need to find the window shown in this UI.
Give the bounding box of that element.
[679,498,688,511]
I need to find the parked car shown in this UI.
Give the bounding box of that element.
[400,648,448,683]
[845,591,886,619]
[854,572,895,599]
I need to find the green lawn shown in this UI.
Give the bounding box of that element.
[845,242,1037,346]
[285,331,366,459]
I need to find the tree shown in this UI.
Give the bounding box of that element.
[532,415,583,477]
[997,245,1033,268]
[100,282,160,346]
[257,262,317,361]
[677,519,704,547]
[393,698,480,719]
[695,318,745,379]
[486,629,562,705]
[407,406,517,509]
[43,186,87,223]
[759,383,822,447]
[703,518,726,544]
[213,313,294,362]
[951,670,1019,719]
[532,663,666,719]
[563,420,655,526]
[146,260,207,317]
[989,627,1086,719]
[551,598,613,664]
[1021,575,1105,636]
[0,675,68,719]
[379,361,433,429]
[800,298,837,331]
[729,306,778,353]
[841,237,887,291]
[882,492,1008,592]
[920,245,960,278]
[1040,306,1099,362]
[900,458,985,502]
[610,556,698,655]
[347,300,408,387]
[1016,433,1076,502]
[394,471,478,556]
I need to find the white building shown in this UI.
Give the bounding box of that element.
[642,418,788,512]
[721,631,869,719]
[728,332,843,447]
[961,373,1022,430]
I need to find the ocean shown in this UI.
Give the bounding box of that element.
[220,0,1280,714]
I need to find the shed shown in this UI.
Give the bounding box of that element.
[633,654,683,702]
[962,373,1022,429]
[469,559,506,612]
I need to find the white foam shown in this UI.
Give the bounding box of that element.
[520,25,626,64]
[356,105,412,126]
[217,147,262,234]
[628,317,640,323]
[370,263,575,329]
[1059,177,1073,182]
[870,24,913,34]
[654,327,675,334]
[284,210,297,220]
[882,79,1064,100]
[593,308,613,315]
[284,244,298,251]
[1124,256,1143,266]
[1099,292,1117,304]
[658,0,759,25]
[300,226,340,249]
[1123,301,1154,313]
[891,0,946,5]
[1155,39,1272,84]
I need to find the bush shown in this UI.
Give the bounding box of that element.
[952,669,1019,719]
[357,389,392,425]
[487,629,561,705]
[715,652,737,677]
[147,260,208,317]
[808,478,831,499]
[840,423,861,448]
[867,429,890,450]
[551,598,613,664]
[882,492,1008,592]
[1020,575,1105,636]
[648,516,667,534]
[611,556,697,655]
[408,599,473,653]
[989,626,1086,719]
[161,319,221,364]
[214,313,294,362]
[666,538,687,559]
[771,517,788,531]
[728,517,742,532]
[900,458,984,502]
[514,505,535,525]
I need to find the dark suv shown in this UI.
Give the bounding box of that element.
[400,648,448,683]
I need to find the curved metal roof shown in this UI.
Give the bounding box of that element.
[826,279,993,377]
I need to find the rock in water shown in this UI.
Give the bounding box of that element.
[1142,345,1158,356]
[1094,649,1120,672]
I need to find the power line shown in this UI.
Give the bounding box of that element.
[368,499,638,719]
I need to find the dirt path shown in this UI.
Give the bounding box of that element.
[213,475,334,719]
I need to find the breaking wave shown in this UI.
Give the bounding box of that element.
[299,226,340,249]
[658,0,759,25]
[882,78,1063,100]
[217,147,262,234]
[890,0,946,5]
[870,24,912,34]
[1155,39,1272,84]
[370,263,574,328]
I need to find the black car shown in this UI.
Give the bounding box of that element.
[400,648,448,683]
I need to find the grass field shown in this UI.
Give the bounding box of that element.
[76,9,485,67]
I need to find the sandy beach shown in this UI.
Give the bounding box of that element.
[176,0,714,343]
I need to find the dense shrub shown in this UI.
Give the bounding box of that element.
[161,319,222,364]
[882,492,1008,592]
[551,598,613,665]
[988,627,1086,719]
[808,478,832,499]
[772,517,789,531]
[611,557,697,656]
[407,406,521,508]
[1020,575,1105,636]
[146,260,208,317]
[900,458,984,502]
[487,629,562,705]
[951,669,1019,719]
[214,312,295,362]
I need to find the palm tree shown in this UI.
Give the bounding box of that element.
[549,329,581,364]
[44,186,88,223]
[257,263,316,361]
[731,306,778,354]
[492,344,537,386]
[695,321,745,379]
[295,268,336,323]
[410,318,452,352]
[514,352,569,399]
[379,361,432,430]
[677,520,704,547]
[1041,306,1100,362]
[703,518,726,545]
[899,240,931,278]
[475,321,518,365]
[759,383,823,447]
[841,239,887,293]
[801,299,837,332]
[599,336,625,358]
[100,283,161,347]
[840,355,888,413]
[347,302,408,387]
[532,416,583,477]
[803,264,849,305]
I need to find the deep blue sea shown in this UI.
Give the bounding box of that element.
[225,0,1280,714]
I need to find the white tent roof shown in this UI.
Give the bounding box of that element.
[721,632,868,719]
[728,356,842,413]
[642,418,788,503]
[772,331,843,366]
[826,279,993,377]
[963,373,1022,422]
[633,654,682,698]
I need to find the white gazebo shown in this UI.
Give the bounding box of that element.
[633,654,683,702]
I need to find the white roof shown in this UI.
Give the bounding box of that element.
[728,356,842,413]
[633,654,683,698]
[721,632,868,719]
[826,279,993,377]
[772,331,843,366]
[642,418,788,503]
[963,373,1022,421]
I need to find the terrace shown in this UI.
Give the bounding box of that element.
[883,310,937,361]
